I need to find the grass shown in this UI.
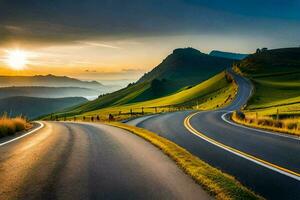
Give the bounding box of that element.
[231,111,300,136]
[108,122,262,200]
[233,48,300,132]
[44,72,237,121]
[246,72,300,111]
[0,115,31,137]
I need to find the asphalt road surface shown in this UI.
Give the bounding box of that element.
[0,122,210,200]
[127,70,300,200]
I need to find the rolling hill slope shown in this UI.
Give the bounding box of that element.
[45,71,236,120]
[235,47,300,115]
[59,48,235,116]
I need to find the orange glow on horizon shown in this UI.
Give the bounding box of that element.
[5,49,28,70]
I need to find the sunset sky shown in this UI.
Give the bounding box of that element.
[0,0,300,85]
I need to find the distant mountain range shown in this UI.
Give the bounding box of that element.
[0,74,103,89]
[209,50,248,60]
[0,75,106,118]
[0,86,100,100]
[0,96,88,119]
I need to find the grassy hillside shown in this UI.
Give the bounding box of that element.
[47,72,236,120]
[235,47,300,116]
[59,48,235,117]
[138,48,233,87]
[0,96,88,119]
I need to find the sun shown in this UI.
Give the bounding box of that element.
[5,50,28,70]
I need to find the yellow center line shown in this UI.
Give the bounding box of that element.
[184,112,300,180]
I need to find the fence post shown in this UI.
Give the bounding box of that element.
[130,109,133,116]
[155,107,157,113]
[276,108,279,121]
[142,107,144,115]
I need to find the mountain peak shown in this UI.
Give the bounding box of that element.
[172,47,202,55]
[138,47,235,86]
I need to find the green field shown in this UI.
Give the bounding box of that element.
[47,72,236,121]
[237,48,300,117]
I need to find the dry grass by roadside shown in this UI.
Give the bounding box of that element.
[232,111,300,137]
[0,115,31,137]
[108,122,262,200]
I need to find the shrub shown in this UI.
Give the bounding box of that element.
[273,121,283,128]
[13,117,26,131]
[0,116,28,137]
[236,111,245,120]
[232,111,300,136]
[286,122,298,130]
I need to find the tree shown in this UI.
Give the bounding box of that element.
[151,79,164,96]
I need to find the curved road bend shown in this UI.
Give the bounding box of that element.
[0,121,210,200]
[127,70,300,200]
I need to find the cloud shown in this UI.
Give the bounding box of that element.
[0,0,299,47]
[121,68,144,73]
[78,41,122,49]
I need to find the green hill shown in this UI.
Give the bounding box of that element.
[47,71,236,120]
[235,47,300,116]
[59,47,235,116]
[138,48,233,86]
[0,96,88,119]
[237,47,300,76]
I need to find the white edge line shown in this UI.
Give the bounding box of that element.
[0,121,44,147]
[221,112,300,141]
[186,115,300,181]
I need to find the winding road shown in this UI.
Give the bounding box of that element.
[0,122,210,200]
[1,69,299,200]
[127,70,300,200]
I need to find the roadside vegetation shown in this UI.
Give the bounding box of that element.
[232,111,300,136]
[233,47,300,136]
[0,114,31,137]
[109,122,262,200]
